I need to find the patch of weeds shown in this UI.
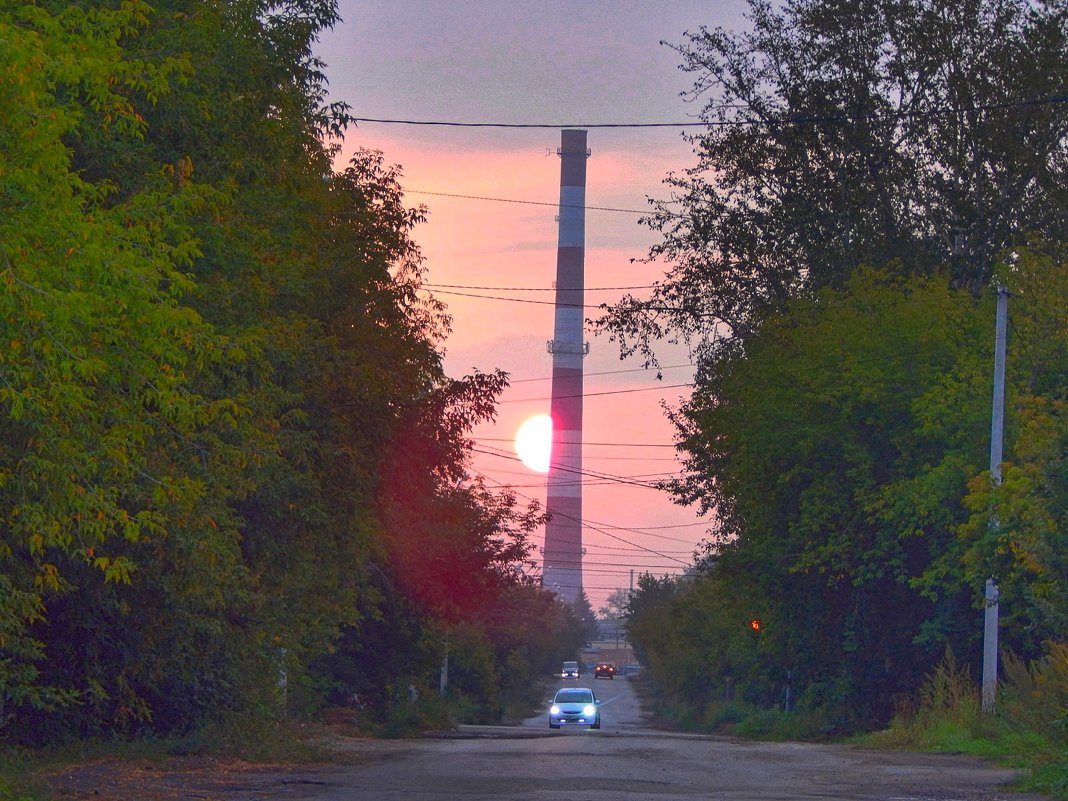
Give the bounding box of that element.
[0,749,45,801]
[373,696,453,739]
[1023,756,1068,801]
[705,700,749,728]
[173,710,325,762]
[727,707,827,741]
[865,645,1068,801]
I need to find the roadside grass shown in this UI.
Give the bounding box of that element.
[632,646,1067,800]
[0,710,337,801]
[631,677,836,741]
[0,675,557,801]
[1,748,45,801]
[321,671,556,737]
[860,647,1068,801]
[500,674,555,726]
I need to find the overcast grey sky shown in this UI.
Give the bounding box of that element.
[318,1,749,128]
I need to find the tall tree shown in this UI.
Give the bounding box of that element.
[1,0,230,729]
[655,270,997,725]
[598,588,632,621]
[599,0,1067,359]
[597,0,1066,732]
[2,0,482,741]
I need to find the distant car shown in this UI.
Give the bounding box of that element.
[594,662,616,679]
[549,686,600,729]
[561,660,580,679]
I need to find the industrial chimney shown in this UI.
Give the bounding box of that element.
[542,129,589,605]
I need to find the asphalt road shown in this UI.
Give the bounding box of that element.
[45,675,1050,801]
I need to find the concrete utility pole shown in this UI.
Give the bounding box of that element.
[990,285,1008,485]
[542,129,590,605]
[982,284,1008,714]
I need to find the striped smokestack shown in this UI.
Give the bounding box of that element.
[542,129,589,605]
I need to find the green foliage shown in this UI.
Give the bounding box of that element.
[1,0,235,727]
[603,0,1065,773]
[955,243,1068,644]
[598,587,631,621]
[172,711,324,763]
[307,580,589,730]
[375,694,452,739]
[652,272,992,724]
[599,0,1067,356]
[869,644,1068,800]
[725,706,827,741]
[569,590,601,643]
[625,247,1067,732]
[2,0,559,749]
[0,748,39,801]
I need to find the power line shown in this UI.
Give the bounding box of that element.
[507,363,693,384]
[422,284,732,321]
[354,117,708,129]
[528,533,703,555]
[476,461,703,547]
[499,384,692,403]
[474,470,693,560]
[473,446,664,490]
[425,282,657,292]
[427,288,608,309]
[485,450,681,462]
[476,474,674,490]
[487,478,671,490]
[475,436,679,451]
[407,190,648,214]
[352,97,1068,130]
[483,437,677,449]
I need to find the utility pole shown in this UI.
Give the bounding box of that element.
[439,630,449,698]
[990,285,1007,484]
[982,284,1008,713]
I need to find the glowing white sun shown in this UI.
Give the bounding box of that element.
[515,414,552,473]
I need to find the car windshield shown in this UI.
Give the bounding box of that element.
[555,689,593,703]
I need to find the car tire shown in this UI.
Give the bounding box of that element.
[549,723,560,729]
[592,719,601,729]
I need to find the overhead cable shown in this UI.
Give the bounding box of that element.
[507,363,694,384]
[473,462,703,546]
[476,470,690,564]
[352,97,1067,130]
[499,383,692,404]
[424,282,657,292]
[408,190,648,214]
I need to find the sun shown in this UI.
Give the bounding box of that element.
[515,414,552,473]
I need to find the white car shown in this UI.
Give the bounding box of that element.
[549,686,600,729]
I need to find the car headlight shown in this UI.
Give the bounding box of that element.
[583,704,596,717]
[550,705,560,714]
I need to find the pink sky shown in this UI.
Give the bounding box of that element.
[317,2,751,610]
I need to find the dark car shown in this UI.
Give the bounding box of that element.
[549,686,600,729]
[594,662,616,679]
[561,660,580,679]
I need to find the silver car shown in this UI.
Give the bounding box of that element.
[548,686,600,729]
